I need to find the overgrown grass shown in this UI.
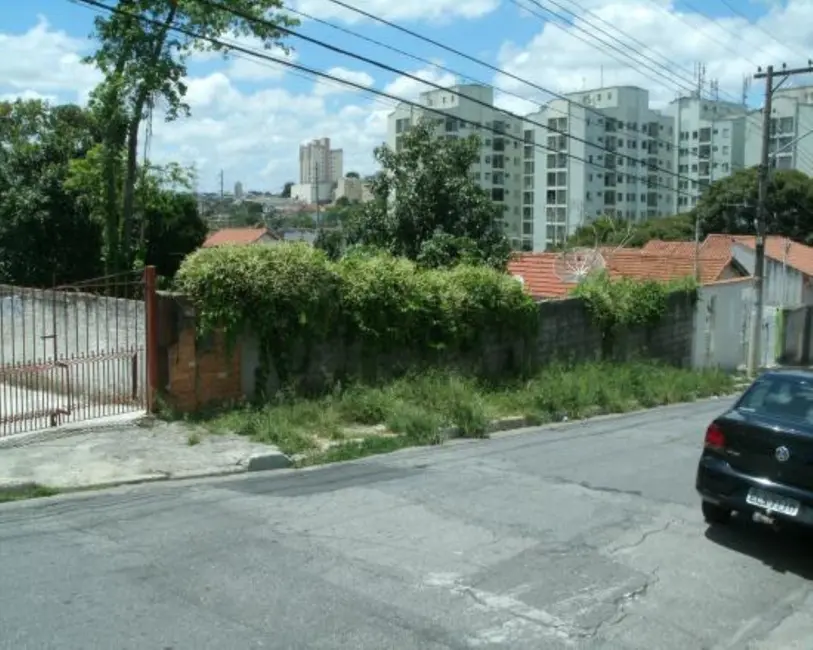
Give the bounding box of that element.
[0,484,60,503]
[199,362,736,465]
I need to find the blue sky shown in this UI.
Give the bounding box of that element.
[0,0,809,192]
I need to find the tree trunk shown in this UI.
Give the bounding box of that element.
[119,3,177,271]
[101,81,126,275]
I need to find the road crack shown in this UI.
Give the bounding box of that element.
[608,520,674,555]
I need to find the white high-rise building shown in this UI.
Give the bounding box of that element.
[526,86,674,251]
[299,137,343,184]
[663,97,748,214]
[744,86,813,177]
[387,84,525,248]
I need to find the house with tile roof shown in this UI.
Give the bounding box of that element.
[704,235,813,307]
[201,227,280,248]
[508,240,748,300]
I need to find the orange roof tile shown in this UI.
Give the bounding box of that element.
[508,253,574,299]
[202,227,277,248]
[711,234,813,277]
[509,244,738,300]
[604,249,730,285]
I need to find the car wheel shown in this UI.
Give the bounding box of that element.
[702,501,732,525]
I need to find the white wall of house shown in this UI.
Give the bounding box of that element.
[693,277,781,370]
[693,279,753,371]
[730,243,808,307]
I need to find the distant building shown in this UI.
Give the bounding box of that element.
[299,137,343,184]
[745,87,813,178]
[234,181,244,199]
[333,176,369,203]
[387,84,525,249]
[291,182,333,204]
[663,96,747,214]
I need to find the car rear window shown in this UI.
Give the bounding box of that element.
[737,374,813,423]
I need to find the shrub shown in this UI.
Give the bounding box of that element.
[571,271,697,333]
[176,245,539,391]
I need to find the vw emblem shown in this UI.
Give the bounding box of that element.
[775,446,791,463]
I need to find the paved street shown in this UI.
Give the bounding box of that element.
[2,397,812,649]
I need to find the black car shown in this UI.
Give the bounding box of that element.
[696,368,813,528]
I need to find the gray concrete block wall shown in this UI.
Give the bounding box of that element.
[235,294,696,399]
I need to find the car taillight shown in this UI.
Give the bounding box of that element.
[704,422,725,450]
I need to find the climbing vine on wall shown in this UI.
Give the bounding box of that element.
[175,244,539,392]
[571,271,698,334]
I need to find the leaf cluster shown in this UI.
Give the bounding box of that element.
[345,118,511,271]
[570,271,697,332]
[175,244,539,383]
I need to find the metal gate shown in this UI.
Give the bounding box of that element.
[0,269,156,438]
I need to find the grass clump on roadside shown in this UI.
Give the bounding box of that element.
[200,362,735,465]
[0,484,59,504]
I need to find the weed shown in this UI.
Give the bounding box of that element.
[0,484,59,503]
[197,362,736,463]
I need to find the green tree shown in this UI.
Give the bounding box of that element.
[143,191,208,277]
[0,100,104,286]
[314,229,344,261]
[281,181,294,198]
[345,171,360,179]
[561,213,694,249]
[86,0,298,271]
[694,167,813,242]
[346,119,510,270]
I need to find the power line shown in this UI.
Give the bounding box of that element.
[72,0,699,202]
[553,0,702,85]
[716,0,807,61]
[195,0,701,192]
[512,0,699,96]
[287,1,685,161]
[317,0,813,191]
[523,0,813,173]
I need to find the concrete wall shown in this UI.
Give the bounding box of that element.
[731,244,808,307]
[692,278,782,371]
[155,290,697,410]
[692,279,753,371]
[0,285,146,413]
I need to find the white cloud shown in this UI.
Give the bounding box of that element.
[382,66,457,100]
[0,16,100,103]
[190,33,298,81]
[313,66,375,95]
[290,0,499,24]
[5,0,813,195]
[494,0,813,111]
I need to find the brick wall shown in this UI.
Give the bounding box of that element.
[156,290,696,411]
[155,292,242,412]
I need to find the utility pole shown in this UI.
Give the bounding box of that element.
[749,61,813,376]
[315,162,320,226]
[219,169,224,200]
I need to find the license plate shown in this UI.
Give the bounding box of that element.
[746,488,800,517]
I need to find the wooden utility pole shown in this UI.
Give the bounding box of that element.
[749,61,813,375]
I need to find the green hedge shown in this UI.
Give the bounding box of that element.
[175,244,539,386]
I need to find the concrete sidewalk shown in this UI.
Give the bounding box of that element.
[0,417,291,491]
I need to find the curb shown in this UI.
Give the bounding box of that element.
[0,450,293,499]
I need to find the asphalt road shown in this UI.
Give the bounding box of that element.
[2,397,813,650]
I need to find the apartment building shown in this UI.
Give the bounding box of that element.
[525,86,674,251]
[299,137,343,184]
[664,97,748,214]
[386,84,525,248]
[744,86,813,177]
